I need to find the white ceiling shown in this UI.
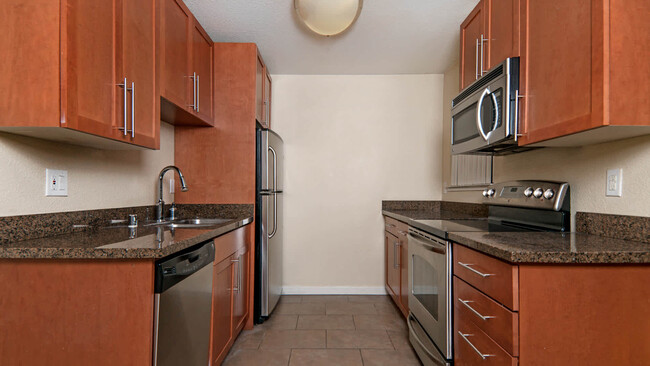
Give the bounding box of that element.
[184,0,479,75]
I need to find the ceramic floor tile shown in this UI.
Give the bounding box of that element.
[374,301,402,315]
[260,329,326,349]
[348,295,391,303]
[280,295,303,303]
[261,314,299,330]
[231,328,264,350]
[325,302,377,315]
[327,330,394,349]
[296,315,355,330]
[387,330,413,350]
[222,349,291,366]
[289,349,363,366]
[353,314,408,332]
[361,349,422,366]
[301,295,349,303]
[274,302,326,315]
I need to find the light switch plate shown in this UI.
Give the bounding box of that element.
[46,169,68,197]
[606,168,622,197]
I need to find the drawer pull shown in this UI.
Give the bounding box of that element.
[458,298,495,321]
[458,262,494,277]
[386,223,396,228]
[458,331,495,360]
[397,230,408,236]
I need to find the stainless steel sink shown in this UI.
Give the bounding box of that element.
[167,218,231,228]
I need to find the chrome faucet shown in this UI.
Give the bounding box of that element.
[156,166,188,222]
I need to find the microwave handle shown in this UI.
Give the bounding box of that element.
[476,88,500,141]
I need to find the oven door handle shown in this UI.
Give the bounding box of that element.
[408,233,446,255]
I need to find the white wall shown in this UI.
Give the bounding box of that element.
[271,74,443,294]
[441,63,650,218]
[0,123,175,216]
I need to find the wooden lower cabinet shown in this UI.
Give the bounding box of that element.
[384,216,409,318]
[210,226,251,366]
[453,244,650,365]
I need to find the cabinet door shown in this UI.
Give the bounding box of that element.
[62,0,118,139]
[192,21,214,123]
[459,1,484,89]
[232,246,249,332]
[262,72,272,129]
[484,0,519,70]
[161,0,191,108]
[255,55,264,124]
[385,231,400,300]
[211,255,234,365]
[120,0,158,149]
[518,0,599,145]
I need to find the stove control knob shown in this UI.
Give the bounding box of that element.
[524,187,534,197]
[487,188,496,197]
[533,188,544,198]
[543,189,555,200]
[482,189,489,197]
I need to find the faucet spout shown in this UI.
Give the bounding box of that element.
[157,166,188,221]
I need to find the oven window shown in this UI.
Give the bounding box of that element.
[412,254,439,321]
[452,104,479,144]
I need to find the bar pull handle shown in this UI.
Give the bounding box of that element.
[480,34,488,76]
[458,331,495,360]
[458,298,495,321]
[188,73,196,110]
[196,74,200,112]
[385,223,396,228]
[117,78,128,136]
[458,262,494,277]
[231,258,240,292]
[514,90,525,141]
[130,81,135,138]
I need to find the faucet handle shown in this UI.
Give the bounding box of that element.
[128,214,138,227]
[169,203,177,221]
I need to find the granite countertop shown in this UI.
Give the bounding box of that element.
[0,204,254,260]
[382,209,485,222]
[448,231,650,264]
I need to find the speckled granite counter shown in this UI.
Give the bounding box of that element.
[0,204,253,259]
[381,200,488,222]
[447,231,650,264]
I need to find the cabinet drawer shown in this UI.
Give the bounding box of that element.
[453,245,518,310]
[454,277,519,356]
[455,316,518,366]
[384,216,406,237]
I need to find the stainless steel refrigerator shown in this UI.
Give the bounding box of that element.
[254,127,284,323]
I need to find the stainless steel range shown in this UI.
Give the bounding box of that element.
[407,180,570,365]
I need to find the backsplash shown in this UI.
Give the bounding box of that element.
[576,212,650,244]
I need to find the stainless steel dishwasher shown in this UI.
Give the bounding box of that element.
[153,241,215,366]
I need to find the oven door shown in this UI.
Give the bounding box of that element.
[408,229,452,359]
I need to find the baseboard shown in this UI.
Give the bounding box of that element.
[282,286,388,295]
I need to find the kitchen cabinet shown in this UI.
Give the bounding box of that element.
[383,216,409,318]
[453,244,650,365]
[262,72,272,128]
[517,0,650,146]
[459,0,519,90]
[255,55,272,129]
[160,0,214,127]
[210,226,252,366]
[0,0,159,149]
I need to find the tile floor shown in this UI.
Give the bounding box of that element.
[223,295,423,366]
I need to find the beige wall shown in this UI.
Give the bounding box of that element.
[272,74,443,294]
[0,123,175,216]
[441,63,650,219]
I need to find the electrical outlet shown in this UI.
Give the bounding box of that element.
[606,169,622,197]
[45,169,68,197]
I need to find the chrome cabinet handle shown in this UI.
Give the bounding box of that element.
[188,72,197,111]
[117,78,129,136]
[458,331,494,359]
[385,223,396,228]
[396,242,401,268]
[514,90,524,141]
[393,242,398,268]
[475,38,480,80]
[480,34,488,76]
[130,81,135,138]
[239,254,243,293]
[458,262,494,277]
[196,74,200,112]
[397,230,408,236]
[231,257,240,292]
[458,298,495,321]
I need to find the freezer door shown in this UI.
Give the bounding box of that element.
[267,192,283,314]
[267,130,284,192]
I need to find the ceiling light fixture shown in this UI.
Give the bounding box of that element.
[294,0,363,37]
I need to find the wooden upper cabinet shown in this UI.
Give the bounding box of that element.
[0,0,159,149]
[255,55,265,125]
[192,21,214,123]
[484,0,519,70]
[161,0,191,109]
[460,2,484,90]
[160,0,213,126]
[263,72,272,129]
[518,0,650,146]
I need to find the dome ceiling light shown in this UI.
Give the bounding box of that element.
[294,0,363,37]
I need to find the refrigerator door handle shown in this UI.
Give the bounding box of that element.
[269,193,278,238]
[268,146,277,191]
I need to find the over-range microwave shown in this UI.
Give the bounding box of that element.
[451,57,530,155]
